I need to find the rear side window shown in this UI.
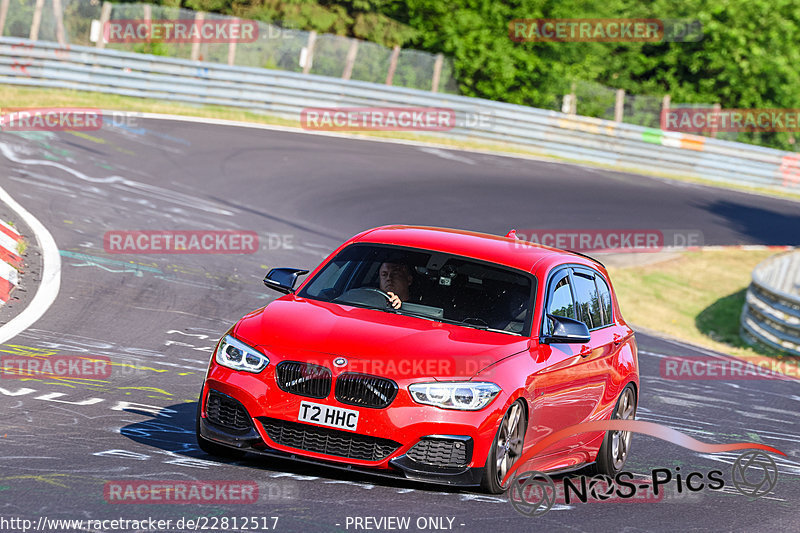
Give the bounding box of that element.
[573,272,602,330]
[595,275,614,325]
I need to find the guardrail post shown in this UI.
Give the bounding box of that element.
[96,2,112,49]
[0,0,10,37]
[342,39,358,80]
[52,0,66,45]
[569,82,577,114]
[227,17,239,66]
[661,94,670,129]
[614,89,625,123]
[191,12,205,61]
[385,45,400,85]
[143,3,152,47]
[431,53,443,93]
[710,102,721,138]
[30,0,45,41]
[302,30,316,74]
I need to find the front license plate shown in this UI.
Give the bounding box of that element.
[298,401,359,431]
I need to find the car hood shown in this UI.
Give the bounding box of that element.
[233,296,529,380]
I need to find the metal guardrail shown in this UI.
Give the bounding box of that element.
[741,251,800,357]
[1,37,800,193]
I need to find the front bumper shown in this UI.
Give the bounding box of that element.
[198,416,484,487]
[198,367,500,488]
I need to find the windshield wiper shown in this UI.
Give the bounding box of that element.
[332,299,390,312]
[456,322,520,335]
[385,308,437,320]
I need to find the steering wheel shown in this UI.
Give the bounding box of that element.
[337,287,394,308]
[359,287,393,302]
[462,317,488,326]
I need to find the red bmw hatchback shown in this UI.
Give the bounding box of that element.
[197,226,639,493]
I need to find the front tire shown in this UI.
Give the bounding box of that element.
[592,384,636,476]
[481,400,527,494]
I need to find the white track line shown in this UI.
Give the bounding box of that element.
[0,186,61,343]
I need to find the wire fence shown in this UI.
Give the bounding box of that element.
[0,0,459,93]
[623,92,663,129]
[566,80,800,152]
[573,80,617,121]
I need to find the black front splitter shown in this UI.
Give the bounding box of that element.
[199,418,484,489]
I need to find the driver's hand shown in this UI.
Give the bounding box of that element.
[386,291,402,309]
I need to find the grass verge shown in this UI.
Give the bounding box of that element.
[608,249,796,362]
[2,84,800,203]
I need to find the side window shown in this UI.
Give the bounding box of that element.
[547,274,576,321]
[595,275,614,326]
[573,272,602,330]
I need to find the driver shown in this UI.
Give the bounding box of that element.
[379,262,413,309]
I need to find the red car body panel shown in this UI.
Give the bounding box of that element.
[199,225,640,485]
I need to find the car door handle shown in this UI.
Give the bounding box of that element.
[579,346,592,357]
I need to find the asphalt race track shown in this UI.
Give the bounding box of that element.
[1,118,799,533]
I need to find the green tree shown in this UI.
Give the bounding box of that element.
[130,0,800,150]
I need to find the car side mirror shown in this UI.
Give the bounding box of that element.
[542,314,591,344]
[263,268,309,294]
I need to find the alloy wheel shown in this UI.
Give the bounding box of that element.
[495,402,525,486]
[610,387,636,470]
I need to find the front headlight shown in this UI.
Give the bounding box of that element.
[215,335,269,373]
[408,382,501,410]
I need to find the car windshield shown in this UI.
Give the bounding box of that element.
[297,243,534,335]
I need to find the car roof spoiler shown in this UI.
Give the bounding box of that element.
[566,249,606,269]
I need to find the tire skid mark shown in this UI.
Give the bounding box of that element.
[0,142,233,216]
[5,330,207,387]
[60,250,252,293]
